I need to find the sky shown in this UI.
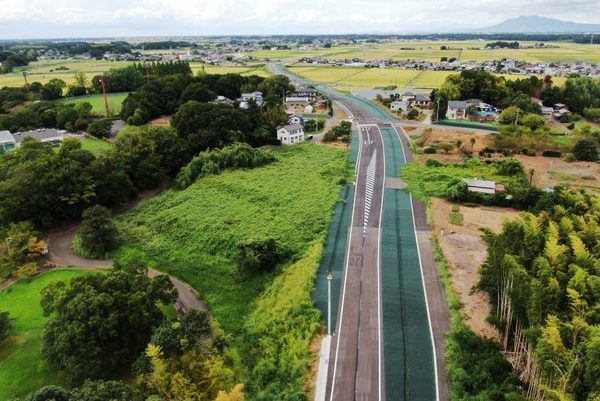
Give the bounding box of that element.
[1,0,600,39]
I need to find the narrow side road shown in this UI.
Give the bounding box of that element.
[45,226,205,313]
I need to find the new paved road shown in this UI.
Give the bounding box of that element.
[269,63,450,401]
[325,124,385,400]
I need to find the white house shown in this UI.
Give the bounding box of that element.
[241,91,263,105]
[287,113,303,125]
[390,100,410,113]
[447,101,468,120]
[11,128,66,148]
[0,130,16,152]
[277,124,305,145]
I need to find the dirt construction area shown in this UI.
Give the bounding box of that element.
[431,198,520,340]
[514,155,600,194]
[405,127,493,152]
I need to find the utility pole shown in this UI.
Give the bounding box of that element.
[100,76,110,117]
[515,109,519,125]
[23,72,30,97]
[327,273,333,336]
[145,62,151,84]
[5,237,11,253]
[436,98,440,122]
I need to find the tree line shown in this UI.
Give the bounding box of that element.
[478,187,600,400]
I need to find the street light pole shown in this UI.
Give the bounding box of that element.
[327,273,333,336]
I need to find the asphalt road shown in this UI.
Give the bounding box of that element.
[270,63,450,401]
[325,124,385,400]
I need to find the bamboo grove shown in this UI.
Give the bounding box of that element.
[478,187,600,401]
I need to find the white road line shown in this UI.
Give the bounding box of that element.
[374,125,385,401]
[392,125,440,401]
[329,122,363,401]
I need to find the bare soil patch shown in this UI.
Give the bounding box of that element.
[515,155,600,193]
[431,198,520,340]
[410,127,493,153]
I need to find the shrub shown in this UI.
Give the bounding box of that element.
[526,149,537,156]
[322,131,336,142]
[573,139,598,161]
[423,147,436,154]
[74,118,89,132]
[88,118,112,139]
[407,108,420,120]
[0,311,12,343]
[237,237,282,273]
[567,123,575,130]
[173,143,275,190]
[426,158,444,167]
[542,150,561,157]
[564,153,577,162]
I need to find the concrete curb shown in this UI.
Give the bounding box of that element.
[314,335,332,401]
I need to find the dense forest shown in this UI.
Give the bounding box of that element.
[479,187,600,400]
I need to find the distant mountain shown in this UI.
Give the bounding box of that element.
[475,15,600,33]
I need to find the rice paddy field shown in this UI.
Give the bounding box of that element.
[273,40,600,63]
[287,65,570,89]
[0,59,272,88]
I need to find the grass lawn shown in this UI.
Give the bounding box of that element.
[0,268,179,400]
[52,138,112,156]
[116,144,349,336]
[60,92,128,116]
[80,138,112,155]
[0,269,88,400]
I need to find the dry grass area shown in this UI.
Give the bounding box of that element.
[431,198,520,340]
[410,127,493,150]
[515,155,600,193]
[149,116,171,125]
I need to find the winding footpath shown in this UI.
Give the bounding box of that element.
[45,226,205,313]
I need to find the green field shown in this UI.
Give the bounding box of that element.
[0,269,88,400]
[0,60,135,88]
[60,92,128,116]
[117,144,349,335]
[287,65,569,89]
[275,40,600,63]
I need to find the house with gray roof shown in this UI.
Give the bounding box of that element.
[276,124,305,145]
[12,128,66,148]
[447,101,468,120]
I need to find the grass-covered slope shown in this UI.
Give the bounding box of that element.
[117,144,349,334]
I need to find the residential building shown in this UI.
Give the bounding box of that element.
[292,87,318,99]
[12,128,66,148]
[447,101,468,120]
[212,95,234,106]
[276,124,305,145]
[542,107,554,122]
[285,96,311,112]
[462,178,504,194]
[241,91,263,106]
[390,100,410,113]
[0,130,16,152]
[287,113,303,125]
[413,95,431,107]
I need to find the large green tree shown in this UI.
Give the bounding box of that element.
[41,267,178,385]
[77,205,119,257]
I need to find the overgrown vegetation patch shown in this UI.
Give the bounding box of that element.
[117,144,349,335]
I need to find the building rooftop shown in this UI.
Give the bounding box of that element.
[462,178,496,189]
[286,97,310,102]
[448,101,468,110]
[278,124,304,132]
[12,128,65,143]
[0,130,15,143]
